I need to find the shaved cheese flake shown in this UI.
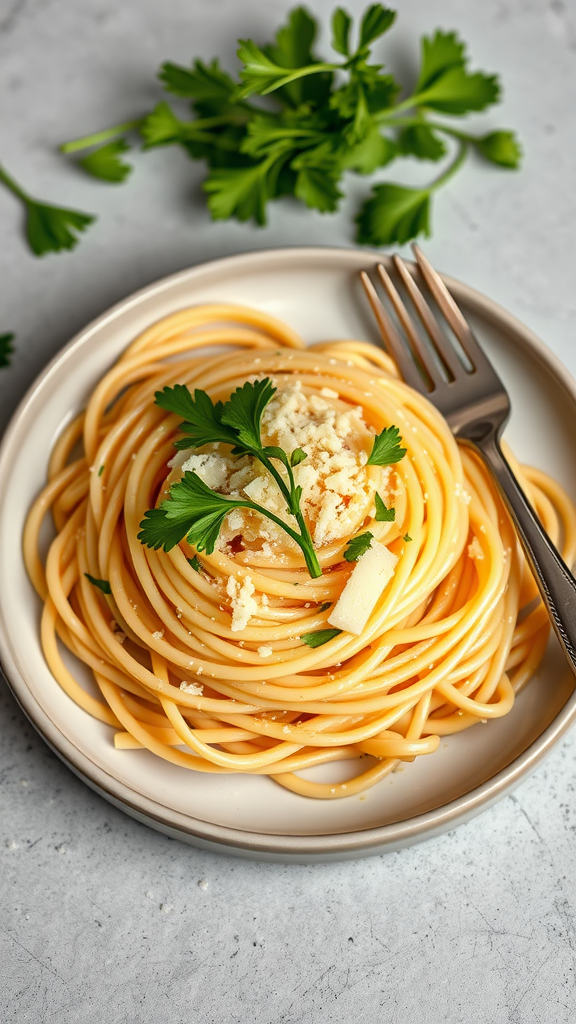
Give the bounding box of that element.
[328,540,397,635]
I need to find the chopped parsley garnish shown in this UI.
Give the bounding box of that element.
[301,628,342,648]
[403,533,412,543]
[84,573,112,594]
[98,464,105,477]
[344,532,374,562]
[367,425,406,466]
[187,555,203,572]
[139,379,322,578]
[374,493,395,522]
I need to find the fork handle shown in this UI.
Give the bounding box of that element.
[473,434,576,670]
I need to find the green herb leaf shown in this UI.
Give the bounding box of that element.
[155,384,239,449]
[267,7,332,108]
[203,162,273,225]
[140,102,186,148]
[98,464,105,477]
[374,493,395,521]
[367,425,406,465]
[290,448,308,467]
[332,8,352,56]
[220,378,277,451]
[78,140,132,182]
[342,128,397,174]
[415,31,499,115]
[237,40,294,98]
[403,533,412,542]
[0,333,15,368]
[187,554,203,572]
[344,532,374,561]
[301,628,342,648]
[84,573,112,594]
[139,471,246,554]
[294,167,343,212]
[356,183,431,246]
[319,601,332,613]
[26,201,95,256]
[473,130,522,168]
[160,58,236,105]
[398,125,447,162]
[358,4,396,51]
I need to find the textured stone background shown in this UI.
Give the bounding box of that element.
[2,1,576,1021]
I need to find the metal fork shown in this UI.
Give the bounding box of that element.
[361,244,576,675]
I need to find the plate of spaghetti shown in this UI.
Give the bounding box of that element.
[1,246,576,861]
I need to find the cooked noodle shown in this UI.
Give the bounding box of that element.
[23,304,576,798]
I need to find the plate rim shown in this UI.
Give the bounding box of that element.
[2,243,576,861]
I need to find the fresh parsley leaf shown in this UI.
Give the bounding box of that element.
[78,140,132,182]
[0,161,93,256]
[203,162,271,225]
[237,38,334,100]
[415,29,465,93]
[0,333,15,368]
[25,200,94,256]
[319,601,332,613]
[301,628,342,648]
[139,471,245,554]
[98,464,105,477]
[375,493,395,521]
[344,532,374,561]
[398,124,447,162]
[342,127,397,174]
[403,533,412,542]
[332,8,352,56]
[290,448,308,467]
[267,7,333,108]
[358,5,396,51]
[221,378,277,451]
[140,102,186,148]
[367,425,406,466]
[473,130,522,168]
[84,573,112,594]
[294,167,343,212]
[356,183,431,246]
[156,384,237,449]
[415,31,499,115]
[160,58,236,105]
[187,554,203,572]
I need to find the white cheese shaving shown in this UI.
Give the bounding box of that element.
[257,646,273,658]
[328,539,398,635]
[226,575,258,632]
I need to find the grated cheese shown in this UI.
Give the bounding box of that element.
[226,575,258,631]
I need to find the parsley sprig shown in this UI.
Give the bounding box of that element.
[138,379,322,579]
[138,381,407,581]
[58,4,520,246]
[0,162,94,256]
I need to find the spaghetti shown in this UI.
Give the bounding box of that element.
[23,304,576,799]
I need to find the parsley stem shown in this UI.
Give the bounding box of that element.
[256,61,339,96]
[0,162,30,203]
[60,119,143,154]
[429,140,468,190]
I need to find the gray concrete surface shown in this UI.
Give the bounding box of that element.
[2,0,576,1020]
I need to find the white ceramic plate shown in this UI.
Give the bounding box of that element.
[1,247,575,862]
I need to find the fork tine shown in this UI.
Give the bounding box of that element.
[411,244,486,369]
[392,255,463,381]
[359,271,424,390]
[376,263,444,389]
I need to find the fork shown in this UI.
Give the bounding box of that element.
[360,244,576,674]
